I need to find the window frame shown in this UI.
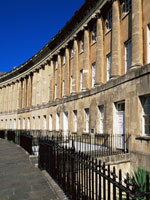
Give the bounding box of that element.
[85,108,89,133]
[80,69,83,91]
[98,105,104,134]
[123,0,132,13]
[125,39,132,72]
[91,24,97,44]
[106,53,112,81]
[92,62,96,88]
[106,8,112,31]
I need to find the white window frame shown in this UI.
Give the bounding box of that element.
[27,118,30,130]
[56,113,60,131]
[49,114,53,131]
[92,24,97,43]
[43,115,47,130]
[147,24,150,64]
[73,110,77,132]
[9,119,12,129]
[38,116,40,130]
[80,70,83,91]
[106,8,112,30]
[5,119,7,129]
[124,0,132,13]
[14,119,16,129]
[63,52,66,65]
[98,105,104,134]
[125,40,132,72]
[106,53,111,81]
[141,96,150,136]
[18,118,21,129]
[85,108,89,132]
[81,34,84,52]
[92,62,96,88]
[33,117,35,130]
[23,118,25,130]
[71,44,74,58]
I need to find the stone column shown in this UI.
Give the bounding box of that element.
[16,81,20,110]
[42,66,46,103]
[32,71,36,106]
[72,38,78,94]
[27,75,31,107]
[0,88,2,112]
[111,0,121,78]
[3,87,5,112]
[37,69,40,105]
[83,27,90,90]
[45,62,50,102]
[24,77,27,108]
[21,79,24,109]
[95,15,104,85]
[64,47,69,96]
[39,68,43,104]
[130,0,143,68]
[4,87,7,112]
[7,86,9,112]
[49,60,54,101]
[57,54,61,99]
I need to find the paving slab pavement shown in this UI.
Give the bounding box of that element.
[0,139,68,200]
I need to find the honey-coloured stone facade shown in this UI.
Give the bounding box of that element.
[0,0,150,170]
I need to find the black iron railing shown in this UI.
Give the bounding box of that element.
[38,137,150,200]
[0,129,39,155]
[0,130,5,139]
[47,134,130,158]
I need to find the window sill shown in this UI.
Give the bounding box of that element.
[79,50,84,55]
[122,11,131,20]
[136,136,150,141]
[91,41,96,46]
[105,28,112,36]
[82,132,90,135]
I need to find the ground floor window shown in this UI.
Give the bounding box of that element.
[43,115,47,130]
[141,96,150,136]
[49,114,52,131]
[85,108,89,133]
[14,119,16,129]
[98,105,104,134]
[27,118,30,130]
[56,113,60,131]
[23,118,25,130]
[73,110,77,132]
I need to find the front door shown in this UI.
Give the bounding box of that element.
[115,102,125,149]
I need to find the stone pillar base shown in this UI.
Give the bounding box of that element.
[110,75,120,80]
[81,88,88,92]
[94,82,103,87]
[130,64,142,70]
[71,92,77,96]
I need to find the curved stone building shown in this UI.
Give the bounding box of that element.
[0,0,150,169]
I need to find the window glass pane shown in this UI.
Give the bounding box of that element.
[106,9,112,30]
[107,53,111,81]
[92,62,96,87]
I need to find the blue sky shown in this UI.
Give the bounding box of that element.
[0,0,85,73]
